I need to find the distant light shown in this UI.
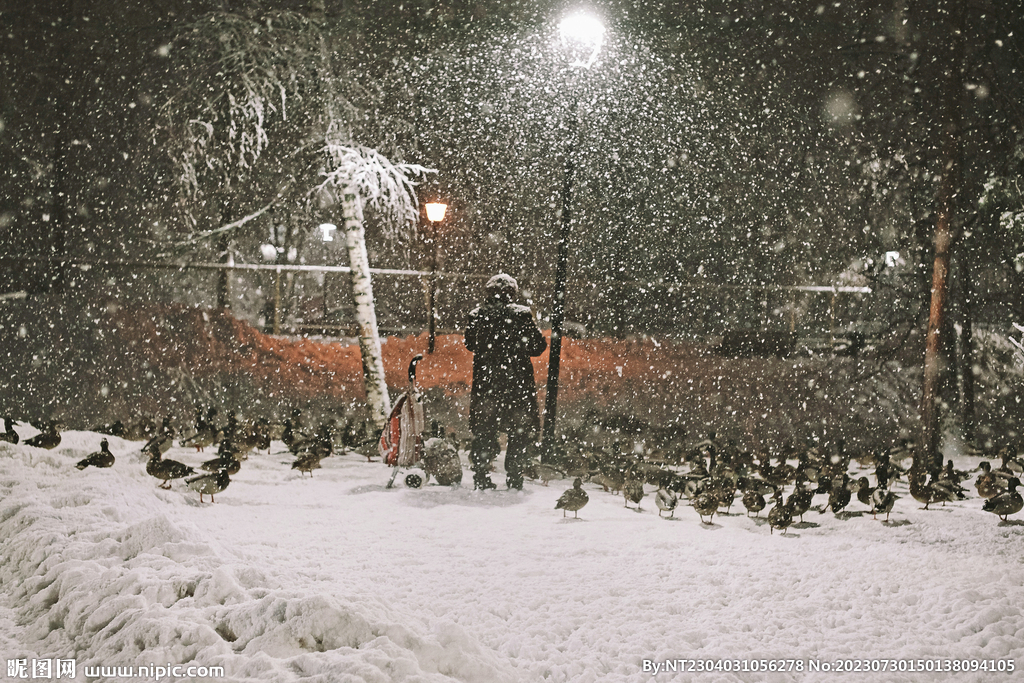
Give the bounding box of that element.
[425,202,448,223]
[884,251,901,267]
[260,244,278,260]
[287,246,298,262]
[319,223,337,242]
[559,13,605,68]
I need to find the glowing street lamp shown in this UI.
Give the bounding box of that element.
[425,202,448,223]
[558,12,605,68]
[424,201,448,354]
[319,222,337,242]
[543,12,604,455]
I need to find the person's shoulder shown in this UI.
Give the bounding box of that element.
[508,303,532,316]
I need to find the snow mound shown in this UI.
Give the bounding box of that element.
[0,436,516,682]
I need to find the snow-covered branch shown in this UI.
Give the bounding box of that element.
[316,143,434,239]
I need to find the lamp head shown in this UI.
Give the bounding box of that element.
[559,12,605,68]
[425,202,448,223]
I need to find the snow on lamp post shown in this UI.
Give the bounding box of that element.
[543,11,605,454]
[424,202,447,354]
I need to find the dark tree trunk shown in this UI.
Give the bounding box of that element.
[920,0,964,477]
[959,252,976,443]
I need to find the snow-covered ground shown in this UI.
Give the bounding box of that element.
[3,428,1024,683]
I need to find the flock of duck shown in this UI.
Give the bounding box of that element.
[1,407,366,503]
[548,433,1024,531]
[3,414,1021,529]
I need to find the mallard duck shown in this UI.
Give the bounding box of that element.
[1,418,19,444]
[141,420,175,456]
[692,491,718,524]
[741,486,766,517]
[590,469,625,493]
[767,490,793,535]
[291,452,323,477]
[819,474,852,515]
[708,476,737,512]
[146,450,195,489]
[870,488,899,522]
[201,442,242,475]
[623,476,645,510]
[766,456,796,488]
[25,421,61,449]
[855,476,876,508]
[997,446,1024,477]
[909,470,965,509]
[282,416,310,452]
[655,488,679,518]
[181,424,223,453]
[975,461,1005,499]
[186,468,231,503]
[293,424,334,461]
[786,477,815,523]
[76,439,114,469]
[940,459,970,488]
[983,477,1023,522]
[555,478,589,518]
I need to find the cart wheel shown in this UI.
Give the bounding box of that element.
[405,473,423,489]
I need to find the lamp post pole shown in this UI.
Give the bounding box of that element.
[424,202,448,354]
[542,96,577,449]
[541,13,603,457]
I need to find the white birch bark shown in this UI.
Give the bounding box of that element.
[342,187,391,428]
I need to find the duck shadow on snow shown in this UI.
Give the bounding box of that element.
[400,486,531,509]
[557,517,587,524]
[791,520,820,529]
[882,519,912,527]
[997,519,1024,527]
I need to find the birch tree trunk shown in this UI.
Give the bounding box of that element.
[342,187,391,429]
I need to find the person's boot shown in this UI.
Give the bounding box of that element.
[474,471,496,490]
[506,475,523,491]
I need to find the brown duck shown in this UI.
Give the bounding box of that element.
[25,421,61,449]
[76,439,115,470]
[146,449,195,489]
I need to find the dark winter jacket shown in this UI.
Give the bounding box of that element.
[464,298,547,433]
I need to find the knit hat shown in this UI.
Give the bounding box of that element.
[485,273,518,296]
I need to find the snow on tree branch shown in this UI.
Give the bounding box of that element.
[317,143,434,239]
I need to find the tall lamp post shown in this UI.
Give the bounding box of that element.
[424,201,448,354]
[542,12,605,454]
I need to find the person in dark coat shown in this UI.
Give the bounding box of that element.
[464,273,547,490]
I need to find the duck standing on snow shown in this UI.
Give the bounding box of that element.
[141,419,175,456]
[786,475,815,524]
[655,488,679,518]
[975,461,1005,500]
[855,477,876,508]
[623,474,645,510]
[820,474,852,515]
[983,477,1023,522]
[186,468,231,503]
[768,489,793,535]
[692,490,719,525]
[25,421,61,449]
[146,448,195,489]
[555,478,589,518]
[741,481,766,518]
[1,418,19,444]
[909,469,965,509]
[76,439,115,470]
[870,487,899,522]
